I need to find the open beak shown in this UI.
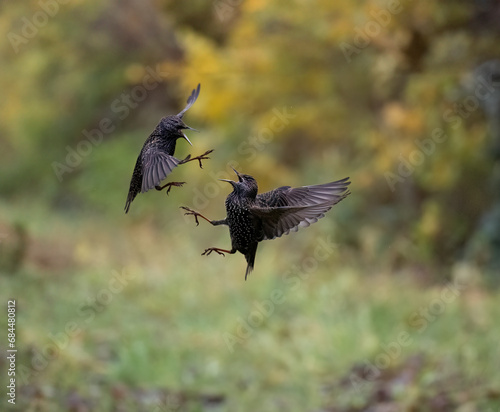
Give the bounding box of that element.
[184,125,199,133]
[181,125,198,146]
[182,133,193,146]
[219,178,236,187]
[230,166,243,182]
[219,167,243,187]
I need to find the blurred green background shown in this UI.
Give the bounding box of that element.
[1,0,500,410]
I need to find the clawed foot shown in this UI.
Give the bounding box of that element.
[156,181,185,195]
[180,206,203,226]
[180,149,214,168]
[202,247,227,256]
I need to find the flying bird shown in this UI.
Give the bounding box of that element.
[125,83,213,213]
[181,168,351,280]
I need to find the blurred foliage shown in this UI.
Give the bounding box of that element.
[2,0,500,274]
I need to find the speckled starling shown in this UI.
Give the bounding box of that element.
[181,168,351,280]
[124,83,213,213]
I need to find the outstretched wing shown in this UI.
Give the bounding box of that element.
[177,83,201,118]
[141,146,181,192]
[250,177,351,240]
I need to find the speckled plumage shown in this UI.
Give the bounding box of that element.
[182,168,351,280]
[223,178,261,278]
[125,84,206,213]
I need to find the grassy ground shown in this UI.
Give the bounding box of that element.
[1,199,500,411]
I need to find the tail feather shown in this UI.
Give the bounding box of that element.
[124,191,135,213]
[244,243,258,281]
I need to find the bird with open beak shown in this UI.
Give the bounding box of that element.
[181,167,351,280]
[125,84,213,213]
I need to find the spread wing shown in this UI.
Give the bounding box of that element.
[250,177,351,240]
[141,147,180,193]
[177,83,201,118]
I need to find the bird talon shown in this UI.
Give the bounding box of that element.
[181,206,201,226]
[187,149,214,169]
[202,248,226,257]
[165,182,185,195]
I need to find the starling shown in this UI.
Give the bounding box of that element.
[124,83,213,213]
[181,168,351,280]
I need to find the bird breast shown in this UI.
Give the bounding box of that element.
[225,197,257,252]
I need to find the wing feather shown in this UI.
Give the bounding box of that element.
[251,178,351,240]
[177,83,201,118]
[141,149,181,193]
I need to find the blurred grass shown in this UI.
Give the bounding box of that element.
[1,199,499,411]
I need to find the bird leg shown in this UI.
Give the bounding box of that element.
[179,149,214,169]
[155,182,186,195]
[180,206,227,227]
[202,247,235,257]
[180,206,212,226]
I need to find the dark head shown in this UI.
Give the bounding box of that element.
[158,115,198,145]
[220,167,258,198]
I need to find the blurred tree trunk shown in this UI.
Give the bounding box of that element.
[466,60,500,275]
